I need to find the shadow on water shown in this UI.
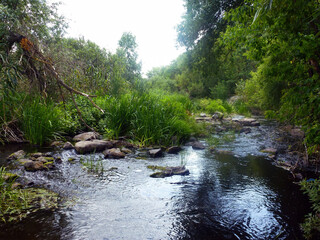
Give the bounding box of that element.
[0,122,311,240]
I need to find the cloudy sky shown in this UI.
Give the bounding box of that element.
[49,0,186,74]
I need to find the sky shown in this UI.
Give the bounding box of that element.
[49,0,186,75]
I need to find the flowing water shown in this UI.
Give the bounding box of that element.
[0,120,310,240]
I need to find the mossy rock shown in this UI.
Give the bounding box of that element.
[2,172,19,182]
[0,188,59,223]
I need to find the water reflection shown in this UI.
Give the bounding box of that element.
[169,148,307,240]
[0,127,309,240]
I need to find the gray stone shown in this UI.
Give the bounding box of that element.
[200,113,207,117]
[149,148,163,158]
[73,132,100,142]
[191,141,206,150]
[24,161,46,172]
[75,140,113,154]
[63,141,74,150]
[167,146,182,154]
[6,150,26,161]
[103,148,125,159]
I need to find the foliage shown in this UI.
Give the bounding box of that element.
[300,178,320,239]
[20,96,63,145]
[117,32,142,85]
[194,98,232,114]
[222,0,320,153]
[100,92,196,145]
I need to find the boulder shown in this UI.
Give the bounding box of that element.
[6,150,26,161]
[200,113,207,117]
[63,141,74,150]
[24,161,46,172]
[149,148,163,158]
[150,166,190,178]
[191,141,206,150]
[103,148,125,159]
[167,146,182,154]
[73,132,100,142]
[75,140,113,154]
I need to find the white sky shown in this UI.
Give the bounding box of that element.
[49,0,186,75]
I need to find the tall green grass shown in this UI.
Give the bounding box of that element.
[95,92,197,145]
[20,97,63,145]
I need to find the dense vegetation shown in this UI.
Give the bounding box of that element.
[1,0,320,237]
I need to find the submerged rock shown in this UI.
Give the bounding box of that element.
[103,148,126,159]
[150,166,190,178]
[75,140,113,154]
[167,146,182,154]
[149,148,163,158]
[6,150,26,161]
[73,132,100,142]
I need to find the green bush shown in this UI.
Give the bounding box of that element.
[300,178,320,239]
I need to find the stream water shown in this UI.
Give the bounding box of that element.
[0,119,310,240]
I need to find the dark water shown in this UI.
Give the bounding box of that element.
[0,121,310,240]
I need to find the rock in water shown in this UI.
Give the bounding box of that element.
[150,166,190,178]
[75,140,113,154]
[149,148,163,158]
[103,148,125,159]
[167,146,182,154]
[73,132,100,142]
[6,150,26,161]
[191,141,206,150]
[63,141,74,150]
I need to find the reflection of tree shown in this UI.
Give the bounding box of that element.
[169,152,308,239]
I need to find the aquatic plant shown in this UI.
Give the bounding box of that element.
[80,156,104,175]
[1,167,59,223]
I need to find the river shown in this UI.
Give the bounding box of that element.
[0,119,310,240]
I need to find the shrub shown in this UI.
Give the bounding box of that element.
[300,178,320,239]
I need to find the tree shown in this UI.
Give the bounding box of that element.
[117,32,141,84]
